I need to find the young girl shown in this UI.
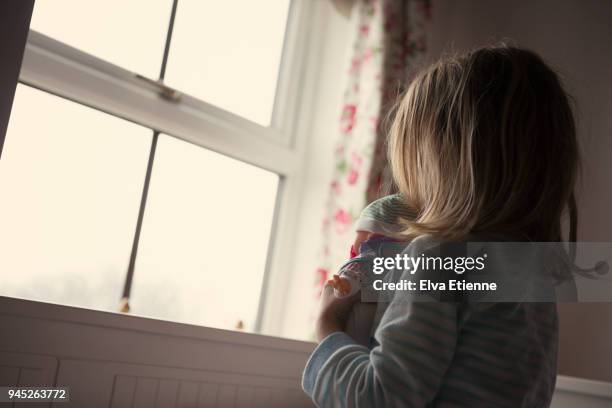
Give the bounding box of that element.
[303,45,578,407]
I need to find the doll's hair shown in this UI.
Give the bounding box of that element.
[388,44,578,241]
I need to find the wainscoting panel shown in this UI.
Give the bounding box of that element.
[0,297,314,407]
[551,376,612,408]
[2,297,610,407]
[0,351,57,408]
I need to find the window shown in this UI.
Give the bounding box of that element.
[0,85,151,311]
[130,135,278,330]
[164,0,290,125]
[2,0,314,334]
[30,0,172,78]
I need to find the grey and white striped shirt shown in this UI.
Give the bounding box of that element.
[303,236,558,407]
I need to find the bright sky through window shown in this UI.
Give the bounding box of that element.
[130,134,278,331]
[164,0,291,125]
[0,85,152,311]
[30,0,171,78]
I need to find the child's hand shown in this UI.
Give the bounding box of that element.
[315,283,360,342]
[327,275,352,296]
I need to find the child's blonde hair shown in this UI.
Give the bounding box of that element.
[388,44,578,241]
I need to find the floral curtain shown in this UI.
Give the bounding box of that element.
[316,0,431,294]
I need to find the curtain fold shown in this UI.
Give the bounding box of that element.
[316,0,431,294]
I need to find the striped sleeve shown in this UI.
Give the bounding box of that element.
[302,269,459,407]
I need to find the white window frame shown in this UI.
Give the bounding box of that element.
[17,0,326,336]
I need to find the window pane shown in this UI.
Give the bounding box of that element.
[165,0,291,126]
[0,85,152,311]
[131,135,278,331]
[30,0,172,77]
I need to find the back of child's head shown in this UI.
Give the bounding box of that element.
[388,44,578,241]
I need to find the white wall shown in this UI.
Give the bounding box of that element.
[425,0,612,383]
